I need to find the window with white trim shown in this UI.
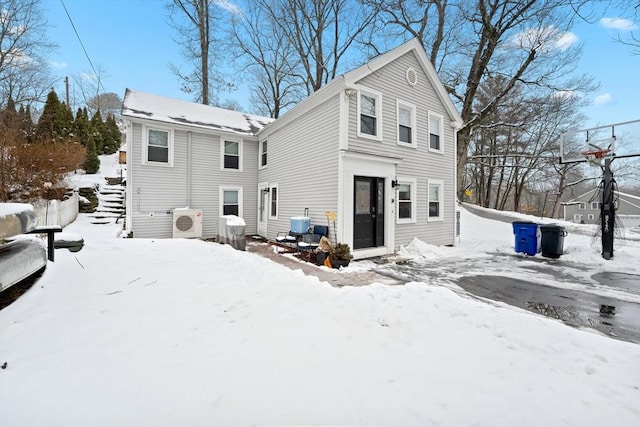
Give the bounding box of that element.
[578,202,586,210]
[396,178,417,223]
[574,213,583,223]
[144,127,173,166]
[260,140,268,168]
[587,213,595,220]
[221,139,242,171]
[428,112,443,152]
[397,101,416,147]
[357,89,382,140]
[428,180,444,221]
[590,202,600,210]
[270,184,278,218]
[220,186,243,217]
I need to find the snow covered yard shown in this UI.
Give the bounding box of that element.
[1,212,639,426]
[1,154,639,426]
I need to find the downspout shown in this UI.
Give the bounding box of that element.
[187,131,192,207]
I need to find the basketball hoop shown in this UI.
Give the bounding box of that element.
[582,148,611,165]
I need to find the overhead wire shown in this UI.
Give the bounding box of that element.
[59,0,106,94]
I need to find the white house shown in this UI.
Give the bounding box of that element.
[121,38,463,259]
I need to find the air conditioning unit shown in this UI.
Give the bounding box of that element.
[173,208,203,238]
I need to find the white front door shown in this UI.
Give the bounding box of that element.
[257,182,268,236]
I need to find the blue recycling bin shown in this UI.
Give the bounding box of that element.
[512,221,540,256]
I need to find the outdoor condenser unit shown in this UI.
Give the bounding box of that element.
[172,208,203,238]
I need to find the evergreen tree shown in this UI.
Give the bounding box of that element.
[21,105,35,142]
[73,107,90,146]
[36,90,65,142]
[59,102,74,138]
[103,115,121,154]
[90,110,105,153]
[1,98,18,130]
[83,134,100,174]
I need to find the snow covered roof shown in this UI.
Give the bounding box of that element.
[121,89,274,137]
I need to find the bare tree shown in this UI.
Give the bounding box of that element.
[255,0,378,96]
[612,0,640,55]
[0,0,56,108]
[87,92,122,119]
[72,64,109,114]
[167,0,234,105]
[374,0,596,197]
[230,2,304,118]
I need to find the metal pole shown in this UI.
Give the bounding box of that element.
[601,158,614,260]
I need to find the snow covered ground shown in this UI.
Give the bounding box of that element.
[0,155,638,426]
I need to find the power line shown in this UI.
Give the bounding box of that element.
[59,0,105,95]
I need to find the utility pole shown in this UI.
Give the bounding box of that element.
[65,76,70,109]
[601,158,614,260]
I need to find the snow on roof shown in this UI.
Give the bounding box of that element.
[121,89,274,137]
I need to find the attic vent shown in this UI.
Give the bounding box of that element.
[406,67,418,86]
[175,215,194,231]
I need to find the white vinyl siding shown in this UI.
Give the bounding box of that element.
[129,122,259,239]
[349,51,456,247]
[257,94,340,241]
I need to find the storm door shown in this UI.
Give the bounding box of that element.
[257,183,269,236]
[353,176,385,249]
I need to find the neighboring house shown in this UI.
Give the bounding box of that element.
[121,38,463,259]
[563,189,640,228]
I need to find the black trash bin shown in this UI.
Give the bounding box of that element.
[539,224,567,258]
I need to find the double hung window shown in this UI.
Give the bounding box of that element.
[396,178,417,223]
[428,180,444,221]
[145,128,172,165]
[397,101,416,147]
[220,186,243,217]
[357,89,382,140]
[429,113,443,152]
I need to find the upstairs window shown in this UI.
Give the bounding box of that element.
[145,128,172,165]
[429,112,443,152]
[260,140,268,168]
[578,202,586,210]
[397,101,416,147]
[222,140,242,171]
[590,202,600,210]
[357,89,382,140]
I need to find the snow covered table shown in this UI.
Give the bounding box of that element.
[0,203,37,238]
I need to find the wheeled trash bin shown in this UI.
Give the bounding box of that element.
[512,221,540,256]
[539,224,567,258]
